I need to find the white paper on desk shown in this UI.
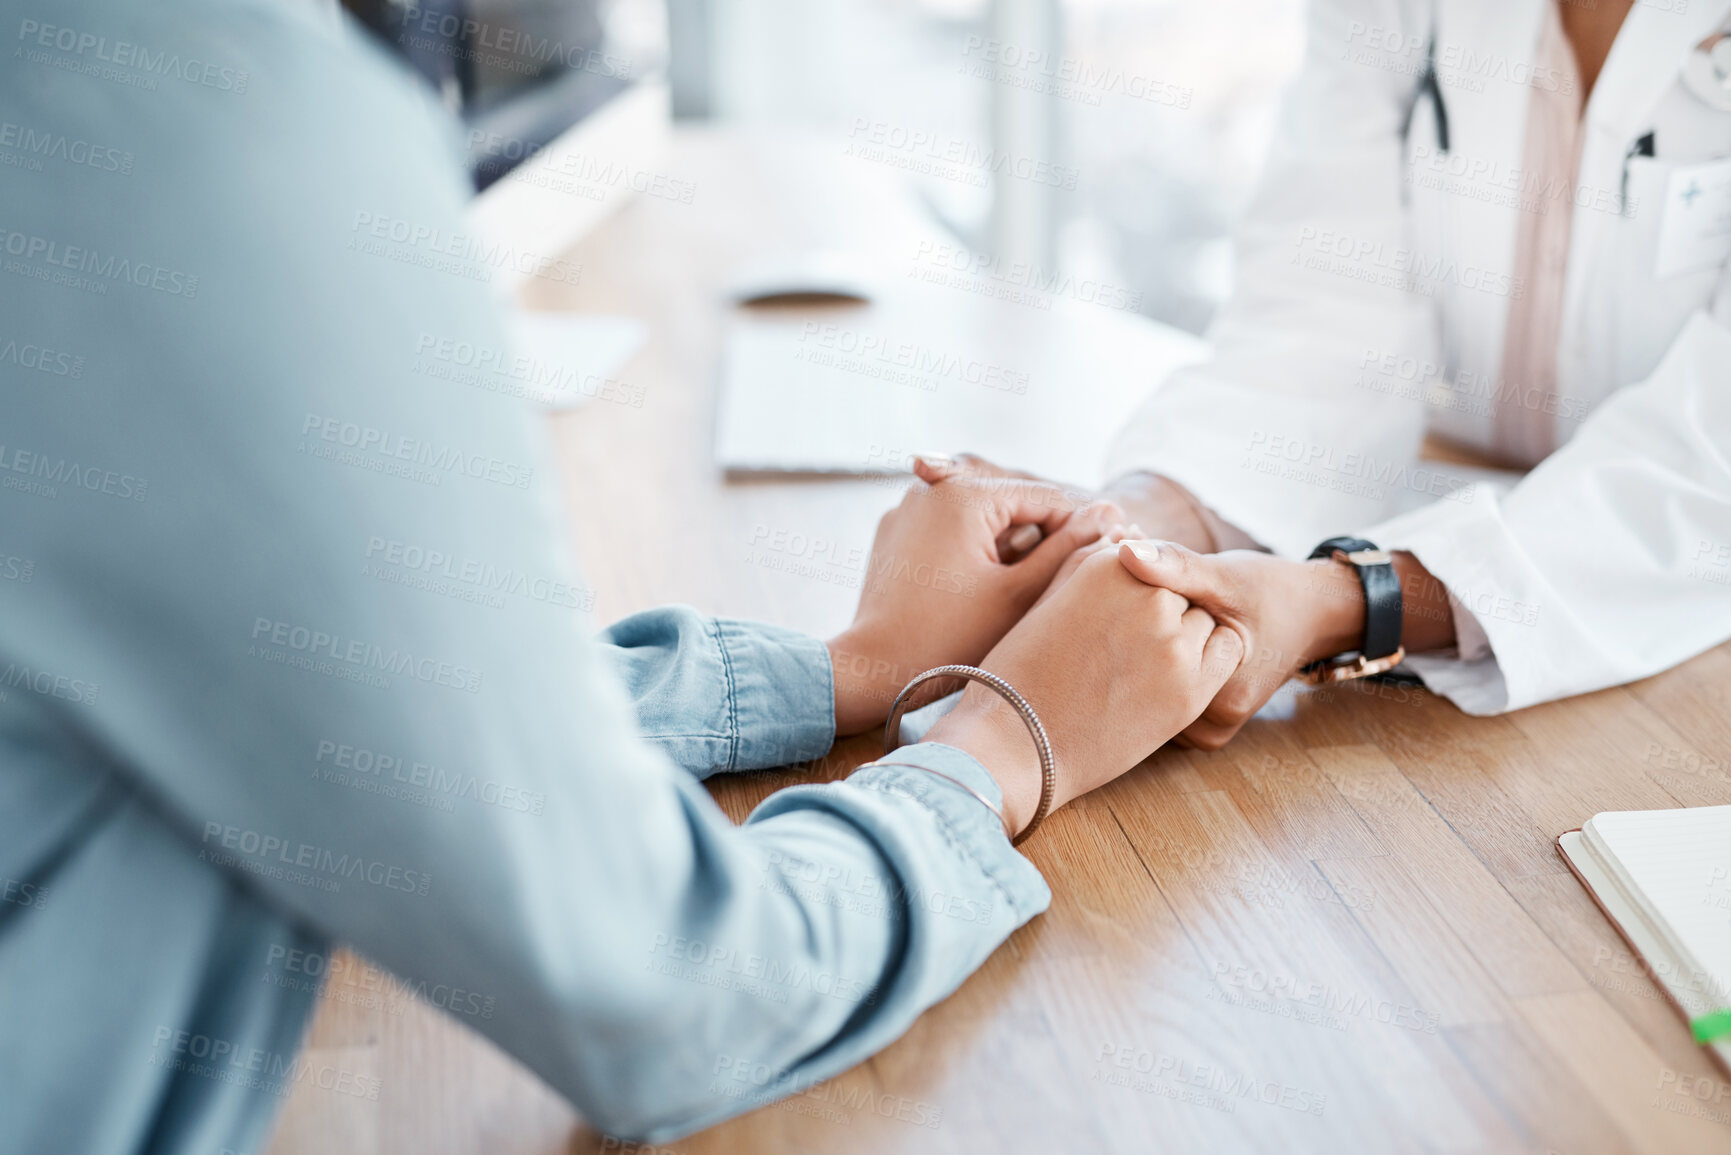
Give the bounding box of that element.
[714,301,1207,488]
[503,310,648,411]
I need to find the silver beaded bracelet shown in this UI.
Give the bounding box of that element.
[880,664,1058,847]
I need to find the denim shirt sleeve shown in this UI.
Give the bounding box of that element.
[0,4,1052,1152]
[600,609,835,777]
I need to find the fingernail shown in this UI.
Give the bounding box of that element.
[1006,524,1042,553]
[913,453,954,469]
[1124,540,1161,563]
[1105,523,1128,543]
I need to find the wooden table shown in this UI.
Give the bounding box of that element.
[267,129,1731,1155]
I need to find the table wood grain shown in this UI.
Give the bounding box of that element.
[266,129,1731,1155]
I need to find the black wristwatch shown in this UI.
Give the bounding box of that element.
[1299,537,1406,684]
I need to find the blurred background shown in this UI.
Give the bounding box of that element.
[674,0,1304,333]
[346,0,1307,336]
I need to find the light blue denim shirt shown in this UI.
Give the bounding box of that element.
[0,1,1050,1150]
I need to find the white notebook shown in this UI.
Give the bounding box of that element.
[1558,806,1731,1075]
[712,302,1207,488]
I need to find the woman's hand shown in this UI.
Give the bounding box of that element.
[922,549,1244,835]
[828,458,1132,734]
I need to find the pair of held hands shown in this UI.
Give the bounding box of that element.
[829,454,1370,838]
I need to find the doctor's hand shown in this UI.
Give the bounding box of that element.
[1113,541,1368,750]
[1099,472,1246,554]
[911,456,1249,557]
[923,550,1244,836]
[828,459,1133,735]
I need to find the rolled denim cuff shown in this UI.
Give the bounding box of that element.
[845,743,1051,924]
[711,617,836,772]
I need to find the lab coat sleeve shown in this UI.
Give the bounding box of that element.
[1361,307,1731,714]
[1103,0,1439,557]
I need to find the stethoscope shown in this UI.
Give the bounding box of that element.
[1403,24,1731,212]
[1617,29,1731,212]
[1682,30,1731,112]
[1410,24,1731,150]
[1400,36,1450,154]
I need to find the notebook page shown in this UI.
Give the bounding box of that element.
[1593,806,1731,1022]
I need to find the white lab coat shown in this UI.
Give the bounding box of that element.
[1106,0,1731,715]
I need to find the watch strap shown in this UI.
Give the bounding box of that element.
[1307,536,1404,661]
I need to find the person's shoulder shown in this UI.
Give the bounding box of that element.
[0,0,500,450]
[5,0,471,228]
[2,0,485,344]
